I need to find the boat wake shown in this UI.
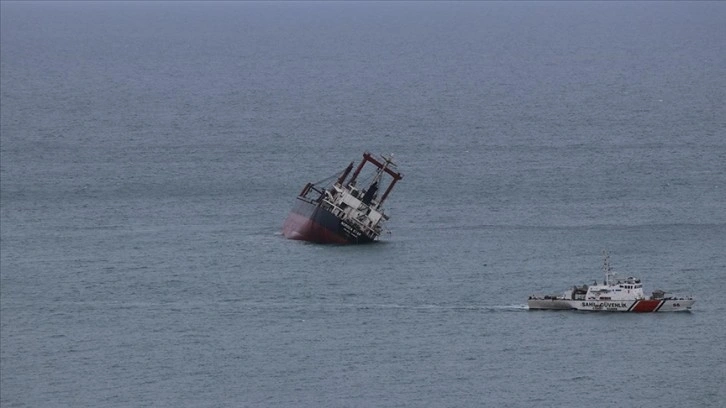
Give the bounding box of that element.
[224,299,530,313]
[489,304,530,311]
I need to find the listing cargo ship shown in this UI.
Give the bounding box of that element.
[528,252,694,312]
[282,152,403,244]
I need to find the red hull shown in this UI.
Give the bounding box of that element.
[282,209,349,244]
[282,198,375,244]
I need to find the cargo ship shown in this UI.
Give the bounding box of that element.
[528,251,695,312]
[282,152,403,244]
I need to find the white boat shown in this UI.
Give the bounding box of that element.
[528,252,695,312]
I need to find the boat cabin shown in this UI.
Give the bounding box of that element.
[582,275,645,301]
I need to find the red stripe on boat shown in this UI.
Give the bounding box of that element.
[631,300,661,313]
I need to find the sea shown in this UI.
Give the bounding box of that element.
[1,1,725,407]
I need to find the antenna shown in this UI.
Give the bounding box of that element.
[602,250,613,286]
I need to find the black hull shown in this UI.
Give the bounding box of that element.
[282,198,376,244]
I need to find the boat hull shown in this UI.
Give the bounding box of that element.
[528,298,695,312]
[282,198,375,244]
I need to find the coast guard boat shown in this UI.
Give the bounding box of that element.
[528,252,694,312]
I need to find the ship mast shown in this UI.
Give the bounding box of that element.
[347,152,403,205]
[602,250,614,286]
[336,162,354,186]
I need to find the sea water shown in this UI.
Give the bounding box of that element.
[1,2,725,407]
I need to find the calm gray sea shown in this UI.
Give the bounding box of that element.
[2,1,725,407]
